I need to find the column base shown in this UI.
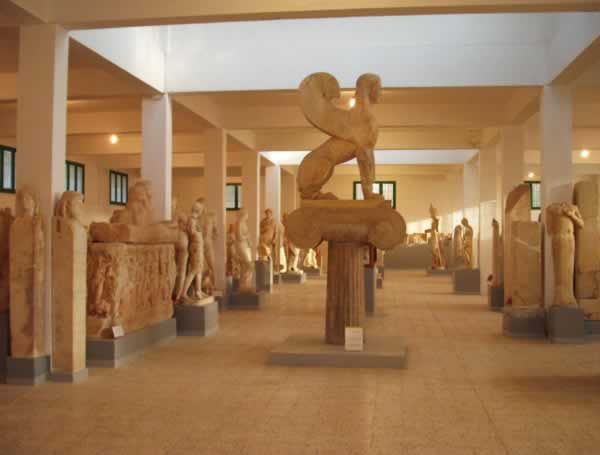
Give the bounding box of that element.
[488,285,504,312]
[503,306,546,339]
[50,368,89,384]
[174,298,219,337]
[548,305,585,344]
[453,268,481,294]
[6,355,50,386]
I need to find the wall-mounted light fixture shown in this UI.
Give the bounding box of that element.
[580,149,590,159]
[109,134,119,145]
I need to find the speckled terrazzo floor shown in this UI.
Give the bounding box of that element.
[1,269,600,455]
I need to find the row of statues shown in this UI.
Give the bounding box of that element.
[426,204,474,270]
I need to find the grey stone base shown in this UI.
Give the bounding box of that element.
[6,355,50,385]
[50,368,89,384]
[548,305,585,344]
[453,269,481,294]
[273,274,280,284]
[503,307,546,339]
[87,318,176,368]
[365,266,376,316]
[378,266,384,279]
[281,271,307,284]
[269,335,407,369]
[255,259,273,292]
[228,291,266,309]
[488,285,504,312]
[585,320,600,340]
[376,276,383,289]
[174,299,219,337]
[0,310,8,383]
[426,268,452,276]
[303,268,321,277]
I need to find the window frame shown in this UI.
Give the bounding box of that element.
[65,160,85,195]
[226,183,242,211]
[0,146,16,194]
[353,180,396,209]
[109,170,129,206]
[526,180,541,210]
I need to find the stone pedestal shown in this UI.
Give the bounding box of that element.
[281,271,306,284]
[364,266,376,316]
[503,306,546,338]
[426,268,452,276]
[273,274,280,284]
[255,259,273,292]
[488,285,504,312]
[174,298,219,337]
[547,305,585,344]
[0,310,8,383]
[303,267,321,277]
[376,275,383,289]
[228,291,266,309]
[6,356,50,385]
[453,269,481,294]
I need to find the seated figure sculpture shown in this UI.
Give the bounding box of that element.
[297,72,383,200]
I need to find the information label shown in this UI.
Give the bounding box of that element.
[345,327,364,352]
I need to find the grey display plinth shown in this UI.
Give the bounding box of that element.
[0,310,8,383]
[50,369,89,384]
[488,285,504,312]
[503,307,546,338]
[273,274,280,284]
[365,266,376,316]
[255,259,273,292]
[453,269,481,294]
[228,292,266,309]
[6,356,50,385]
[281,271,306,284]
[87,318,176,368]
[174,299,219,337]
[269,335,407,369]
[303,268,321,277]
[548,305,585,344]
[426,268,452,276]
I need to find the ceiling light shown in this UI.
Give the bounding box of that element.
[527,172,535,179]
[349,98,356,108]
[109,134,119,145]
[581,149,590,159]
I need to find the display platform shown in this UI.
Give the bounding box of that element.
[303,267,321,277]
[269,335,407,369]
[488,285,504,312]
[503,307,546,339]
[453,268,481,294]
[6,355,50,385]
[281,271,306,284]
[174,298,219,337]
[255,259,273,292]
[585,320,600,340]
[548,305,585,344]
[365,266,376,316]
[87,318,176,368]
[228,291,266,309]
[0,310,8,383]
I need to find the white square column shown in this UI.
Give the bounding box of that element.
[265,165,281,223]
[479,142,499,295]
[281,170,298,215]
[541,84,573,307]
[16,25,69,354]
[204,128,227,291]
[463,156,480,268]
[241,150,260,256]
[142,94,173,222]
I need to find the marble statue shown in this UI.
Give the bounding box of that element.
[303,249,319,269]
[425,204,445,270]
[52,192,88,378]
[545,203,584,306]
[180,199,207,303]
[258,209,276,262]
[453,224,464,266]
[202,211,217,296]
[171,197,189,301]
[504,184,531,306]
[0,208,14,312]
[273,220,286,274]
[10,187,45,357]
[461,217,474,269]
[233,209,255,292]
[226,223,239,278]
[491,219,504,287]
[297,72,382,200]
[110,180,153,225]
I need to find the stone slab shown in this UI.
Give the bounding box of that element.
[503,307,546,339]
[426,268,452,276]
[86,318,176,368]
[255,259,273,292]
[488,285,504,312]
[174,299,219,337]
[548,305,585,344]
[228,292,266,310]
[453,268,481,294]
[269,335,407,369]
[281,272,307,284]
[6,355,50,385]
[365,266,376,316]
[0,310,8,383]
[50,368,89,384]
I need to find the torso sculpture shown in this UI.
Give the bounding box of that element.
[257,209,276,261]
[461,217,474,269]
[233,209,255,292]
[546,203,584,306]
[426,204,445,270]
[297,72,382,200]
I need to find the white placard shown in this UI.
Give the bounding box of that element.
[345,327,364,352]
[112,325,125,338]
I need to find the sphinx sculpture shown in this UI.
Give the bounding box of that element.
[297,72,382,200]
[545,203,584,306]
[10,187,45,358]
[233,209,255,292]
[426,204,445,270]
[461,217,474,269]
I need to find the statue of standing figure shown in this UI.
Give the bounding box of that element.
[461,217,474,269]
[258,209,276,262]
[233,209,255,292]
[180,199,207,303]
[202,210,218,296]
[546,203,584,306]
[425,204,445,270]
[171,197,189,301]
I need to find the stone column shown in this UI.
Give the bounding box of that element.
[241,150,260,257]
[204,128,227,291]
[541,84,573,307]
[142,94,172,222]
[16,25,69,361]
[266,165,281,223]
[463,156,480,269]
[281,170,298,215]
[479,142,498,295]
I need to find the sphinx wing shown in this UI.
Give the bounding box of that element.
[299,72,353,142]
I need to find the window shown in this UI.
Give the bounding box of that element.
[109,170,128,205]
[226,183,242,210]
[0,146,15,193]
[527,180,541,210]
[65,161,85,194]
[353,181,396,208]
